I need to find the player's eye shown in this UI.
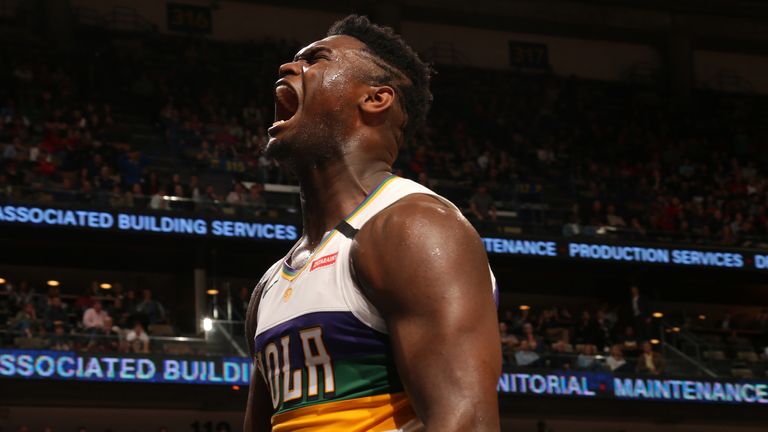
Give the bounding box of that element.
[308,55,326,64]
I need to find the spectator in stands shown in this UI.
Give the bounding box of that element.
[170,183,193,211]
[108,296,130,328]
[521,322,542,352]
[215,422,232,432]
[43,296,69,331]
[226,182,247,204]
[548,339,572,369]
[469,184,497,229]
[515,340,541,367]
[150,186,170,210]
[605,204,626,227]
[618,326,640,355]
[109,185,131,208]
[123,288,139,317]
[636,341,664,375]
[499,322,518,367]
[52,177,79,203]
[131,183,148,208]
[573,310,596,346]
[576,344,601,371]
[10,303,39,337]
[606,344,630,373]
[232,286,250,322]
[48,322,72,351]
[246,183,267,217]
[74,281,99,312]
[629,285,650,340]
[593,309,612,351]
[189,175,203,202]
[9,280,34,313]
[719,313,732,331]
[87,316,120,352]
[135,289,165,324]
[126,322,150,353]
[79,180,95,204]
[82,300,109,331]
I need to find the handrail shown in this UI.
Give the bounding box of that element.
[660,321,720,378]
[663,342,718,378]
[210,320,246,357]
[6,182,768,248]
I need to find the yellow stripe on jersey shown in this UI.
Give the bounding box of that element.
[346,175,398,223]
[271,391,419,432]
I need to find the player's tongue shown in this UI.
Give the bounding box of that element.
[274,85,298,126]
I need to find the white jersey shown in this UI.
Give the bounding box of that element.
[253,175,497,432]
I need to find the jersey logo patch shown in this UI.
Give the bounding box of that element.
[310,252,338,272]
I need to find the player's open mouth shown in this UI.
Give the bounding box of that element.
[270,82,299,135]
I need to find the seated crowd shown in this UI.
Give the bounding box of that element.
[1,279,167,354]
[498,305,667,375]
[498,288,768,377]
[3,33,768,246]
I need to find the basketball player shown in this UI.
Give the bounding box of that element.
[245,15,501,431]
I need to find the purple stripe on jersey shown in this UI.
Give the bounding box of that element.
[254,311,390,365]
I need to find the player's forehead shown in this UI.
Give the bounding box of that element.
[293,35,366,60]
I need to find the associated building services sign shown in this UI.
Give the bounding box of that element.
[0,349,251,385]
[0,204,298,241]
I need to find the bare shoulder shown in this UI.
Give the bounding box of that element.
[356,193,479,246]
[351,193,489,299]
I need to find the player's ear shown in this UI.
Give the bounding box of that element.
[360,85,395,115]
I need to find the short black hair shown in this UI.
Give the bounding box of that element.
[327,15,432,145]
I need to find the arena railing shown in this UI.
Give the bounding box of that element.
[6,183,768,250]
[0,328,244,357]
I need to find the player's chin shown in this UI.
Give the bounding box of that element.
[263,137,285,159]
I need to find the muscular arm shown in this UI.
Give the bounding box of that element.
[352,195,502,432]
[244,281,274,432]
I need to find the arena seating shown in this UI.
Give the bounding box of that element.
[3,32,768,247]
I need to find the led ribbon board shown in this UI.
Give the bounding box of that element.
[3,205,768,271]
[3,350,767,405]
[482,237,768,271]
[0,349,252,385]
[0,204,299,241]
[497,370,768,405]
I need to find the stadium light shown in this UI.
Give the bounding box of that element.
[0,277,5,284]
[650,339,661,345]
[672,327,681,333]
[519,305,531,311]
[99,283,112,290]
[698,314,707,320]
[203,317,213,332]
[206,288,219,295]
[652,312,664,318]
[47,280,60,287]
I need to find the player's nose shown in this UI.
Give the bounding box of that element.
[278,61,301,78]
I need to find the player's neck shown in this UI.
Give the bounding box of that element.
[297,159,391,247]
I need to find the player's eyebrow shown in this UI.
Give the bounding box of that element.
[294,45,332,62]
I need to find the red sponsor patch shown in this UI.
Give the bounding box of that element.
[310,252,338,272]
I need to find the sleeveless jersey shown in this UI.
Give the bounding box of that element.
[253,175,497,431]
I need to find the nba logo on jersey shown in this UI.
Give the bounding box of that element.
[310,252,338,271]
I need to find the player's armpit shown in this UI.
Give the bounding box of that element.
[244,361,274,432]
[351,195,502,432]
[244,279,274,432]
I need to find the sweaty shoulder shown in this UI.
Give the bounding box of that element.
[351,193,490,300]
